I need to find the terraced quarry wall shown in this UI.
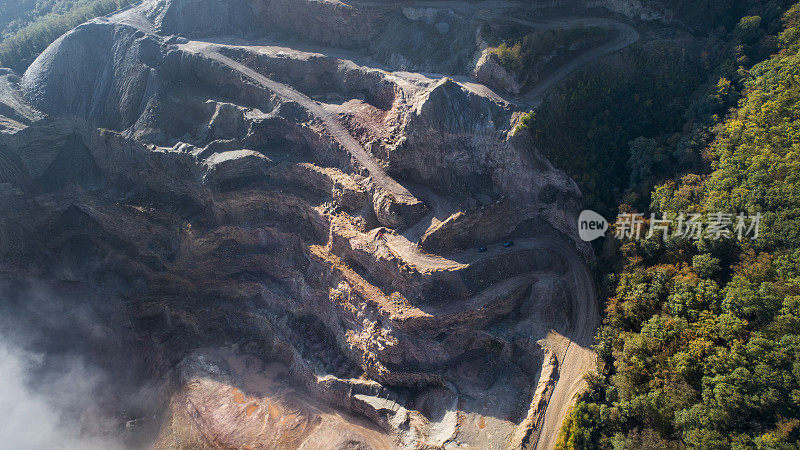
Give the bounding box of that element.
[0,0,637,447]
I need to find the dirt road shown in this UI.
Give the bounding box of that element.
[400,0,640,107]
[180,42,418,204]
[509,18,639,107]
[532,241,599,449]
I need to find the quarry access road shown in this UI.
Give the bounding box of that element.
[178,42,419,204]
[507,17,640,107]
[384,230,598,449]
[409,1,641,107]
[384,233,598,450]
[176,4,639,112]
[532,240,599,450]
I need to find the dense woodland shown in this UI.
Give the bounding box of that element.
[543,1,800,448]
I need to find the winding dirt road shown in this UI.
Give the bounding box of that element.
[385,232,598,449]
[179,42,418,203]
[399,0,640,107]
[506,18,639,107]
[532,241,599,450]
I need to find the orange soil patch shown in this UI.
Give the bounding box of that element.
[267,403,280,419]
[157,349,395,448]
[233,388,246,404]
[246,404,258,417]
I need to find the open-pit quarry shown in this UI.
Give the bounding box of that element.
[0,0,639,448]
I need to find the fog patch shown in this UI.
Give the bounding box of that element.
[0,339,121,449]
[0,281,166,449]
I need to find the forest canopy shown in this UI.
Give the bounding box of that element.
[555,3,800,448]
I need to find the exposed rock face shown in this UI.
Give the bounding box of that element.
[0,0,608,447]
[474,49,523,95]
[145,0,260,36]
